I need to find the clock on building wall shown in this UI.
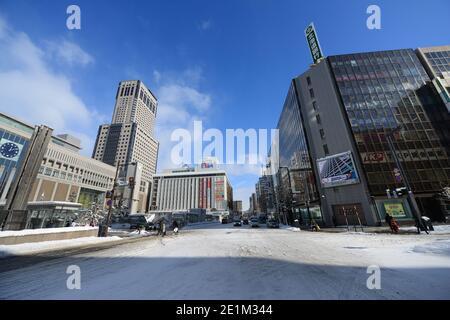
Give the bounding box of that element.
[0,138,23,161]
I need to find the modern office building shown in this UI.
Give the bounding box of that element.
[273,46,450,226]
[149,163,233,212]
[93,80,159,213]
[416,46,450,154]
[0,112,117,229]
[417,46,450,111]
[0,113,116,207]
[32,135,116,207]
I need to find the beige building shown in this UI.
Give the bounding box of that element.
[0,112,116,210]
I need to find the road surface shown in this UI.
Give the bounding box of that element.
[1,223,449,299]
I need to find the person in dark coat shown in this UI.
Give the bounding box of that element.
[172,220,179,233]
[385,213,399,233]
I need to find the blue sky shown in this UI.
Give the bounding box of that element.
[1,0,449,209]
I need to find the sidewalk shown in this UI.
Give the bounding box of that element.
[318,224,450,235]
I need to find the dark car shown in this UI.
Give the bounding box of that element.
[221,217,228,224]
[233,218,242,227]
[243,218,249,225]
[266,219,280,228]
[128,215,148,230]
[250,217,259,228]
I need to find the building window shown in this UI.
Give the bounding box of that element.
[323,144,329,155]
[312,101,318,111]
[309,88,315,99]
[316,114,322,125]
[319,129,326,140]
[307,76,312,86]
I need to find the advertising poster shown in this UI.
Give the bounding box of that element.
[317,151,360,188]
[384,203,406,218]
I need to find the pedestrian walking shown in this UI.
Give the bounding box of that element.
[172,220,179,234]
[385,213,399,233]
[159,220,166,236]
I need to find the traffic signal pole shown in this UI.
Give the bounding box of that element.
[101,161,121,237]
[386,132,423,226]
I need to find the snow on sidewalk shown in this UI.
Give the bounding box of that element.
[401,224,450,234]
[0,236,122,258]
[0,226,98,238]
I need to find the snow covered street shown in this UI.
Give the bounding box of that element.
[0,223,449,299]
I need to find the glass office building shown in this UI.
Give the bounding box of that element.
[328,49,450,218]
[276,82,321,225]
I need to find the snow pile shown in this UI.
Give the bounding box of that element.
[401,224,450,234]
[0,226,98,238]
[286,227,301,232]
[129,230,153,236]
[0,236,122,258]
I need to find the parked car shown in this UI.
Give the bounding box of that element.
[128,214,149,230]
[221,217,228,224]
[233,218,242,227]
[242,218,249,225]
[250,217,259,228]
[266,218,279,228]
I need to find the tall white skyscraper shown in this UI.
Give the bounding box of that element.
[93,80,159,212]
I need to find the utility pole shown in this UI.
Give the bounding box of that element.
[385,129,423,228]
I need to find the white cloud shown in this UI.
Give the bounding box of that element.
[159,84,211,113]
[199,20,212,31]
[46,40,94,66]
[0,17,102,156]
[152,70,161,84]
[154,68,212,171]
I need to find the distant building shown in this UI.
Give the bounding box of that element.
[232,200,242,214]
[255,175,276,214]
[250,193,259,214]
[150,161,233,212]
[93,80,159,213]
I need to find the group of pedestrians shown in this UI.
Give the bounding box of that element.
[385,213,434,234]
[156,219,179,236]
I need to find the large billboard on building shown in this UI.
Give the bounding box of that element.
[316,151,359,188]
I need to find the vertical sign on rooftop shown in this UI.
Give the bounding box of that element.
[305,23,324,64]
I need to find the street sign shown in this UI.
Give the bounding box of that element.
[305,23,324,64]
